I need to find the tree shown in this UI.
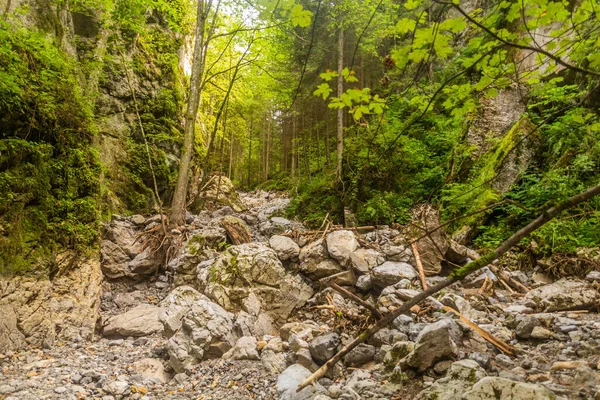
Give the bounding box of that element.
[170,0,212,225]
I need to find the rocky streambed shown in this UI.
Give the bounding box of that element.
[2,186,600,400]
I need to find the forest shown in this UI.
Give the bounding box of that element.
[1,0,600,399]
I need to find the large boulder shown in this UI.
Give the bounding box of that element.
[350,248,384,274]
[161,288,235,373]
[0,256,101,352]
[405,319,461,371]
[326,230,359,266]
[415,360,487,400]
[525,279,598,312]
[462,377,555,399]
[103,304,163,337]
[201,243,313,325]
[131,358,168,384]
[189,174,245,213]
[269,235,300,261]
[223,336,260,360]
[371,261,418,288]
[412,205,449,276]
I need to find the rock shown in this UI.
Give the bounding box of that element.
[164,298,235,373]
[405,319,460,372]
[356,275,372,291]
[190,174,245,213]
[130,214,146,225]
[350,248,383,274]
[326,230,359,266]
[462,267,497,289]
[445,240,469,264]
[585,271,600,283]
[299,239,329,273]
[280,321,322,342]
[371,261,418,288]
[530,326,552,340]
[277,364,326,400]
[378,285,443,312]
[462,377,555,399]
[103,304,163,337]
[382,244,413,263]
[104,380,130,396]
[0,256,101,352]
[203,243,313,324]
[525,279,598,312]
[412,205,449,275]
[309,333,341,364]
[159,286,208,336]
[262,349,288,374]
[303,260,344,279]
[223,336,260,360]
[269,235,300,261]
[550,360,587,371]
[514,315,541,339]
[131,358,167,384]
[383,341,414,367]
[343,344,376,366]
[440,294,485,322]
[415,360,487,400]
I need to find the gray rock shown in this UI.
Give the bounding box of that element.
[262,349,288,374]
[343,344,376,366]
[303,259,344,279]
[405,319,460,372]
[310,333,341,364]
[462,267,497,289]
[269,235,300,261]
[130,214,146,225]
[415,359,487,400]
[530,326,552,340]
[462,377,555,399]
[585,271,600,283]
[277,364,326,400]
[412,205,449,275]
[514,315,541,339]
[350,248,383,274]
[299,239,329,274]
[103,304,163,337]
[223,336,259,360]
[525,279,598,312]
[371,262,418,288]
[356,275,372,291]
[445,240,469,264]
[326,230,359,266]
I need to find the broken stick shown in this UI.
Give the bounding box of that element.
[328,282,382,320]
[411,241,428,290]
[296,183,600,392]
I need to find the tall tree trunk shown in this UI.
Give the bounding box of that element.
[170,0,211,225]
[265,113,271,181]
[336,28,344,182]
[291,112,296,177]
[325,108,331,167]
[247,119,253,186]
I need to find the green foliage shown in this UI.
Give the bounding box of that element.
[0,23,100,275]
[286,175,343,228]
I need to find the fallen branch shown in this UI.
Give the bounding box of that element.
[296,183,600,392]
[411,241,428,290]
[444,306,517,356]
[328,282,382,320]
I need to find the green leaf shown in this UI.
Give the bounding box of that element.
[313,83,332,100]
[290,4,312,28]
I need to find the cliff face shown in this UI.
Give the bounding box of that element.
[0,0,186,350]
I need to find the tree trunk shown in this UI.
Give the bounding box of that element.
[325,108,331,167]
[170,0,211,225]
[336,28,344,182]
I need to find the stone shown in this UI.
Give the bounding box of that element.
[383,341,414,367]
[356,275,372,291]
[131,358,167,384]
[299,239,329,273]
[525,279,598,312]
[530,326,552,340]
[280,321,322,342]
[445,240,469,264]
[309,333,341,364]
[103,304,163,337]
[269,235,300,261]
[0,256,101,352]
[159,286,208,336]
[262,349,288,374]
[223,336,260,360]
[350,248,383,274]
[130,215,145,225]
[202,242,313,324]
[104,380,130,396]
[277,364,326,400]
[412,205,449,275]
[462,377,556,399]
[462,267,497,289]
[343,344,376,366]
[514,315,541,339]
[379,285,443,312]
[585,271,600,283]
[325,230,359,266]
[303,260,344,279]
[163,297,235,373]
[415,360,487,400]
[371,261,418,288]
[190,174,245,213]
[405,319,460,372]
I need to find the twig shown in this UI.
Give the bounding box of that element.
[328,282,382,320]
[411,241,428,290]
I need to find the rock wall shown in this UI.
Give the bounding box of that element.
[0,257,102,352]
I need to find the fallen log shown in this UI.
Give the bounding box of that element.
[296,183,600,392]
[411,241,428,290]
